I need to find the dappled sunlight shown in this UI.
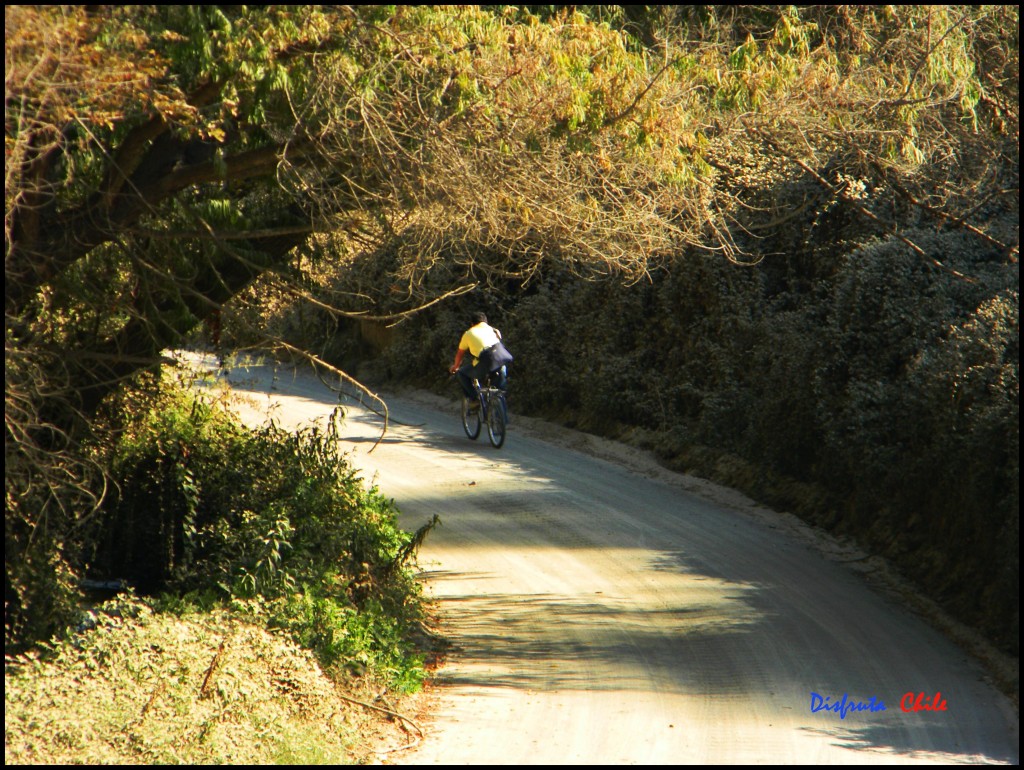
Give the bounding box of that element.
[181,352,1018,766]
[420,578,763,693]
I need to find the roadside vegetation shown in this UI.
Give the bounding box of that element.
[5,597,414,764]
[5,4,1018,759]
[6,368,436,763]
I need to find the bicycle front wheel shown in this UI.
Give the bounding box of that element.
[462,397,481,440]
[486,394,507,448]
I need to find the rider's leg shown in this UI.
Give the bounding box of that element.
[482,365,509,423]
[492,365,508,391]
[455,365,477,400]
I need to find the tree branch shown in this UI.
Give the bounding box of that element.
[604,56,679,128]
[6,141,313,317]
[755,122,979,283]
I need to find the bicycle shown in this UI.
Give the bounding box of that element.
[460,371,509,448]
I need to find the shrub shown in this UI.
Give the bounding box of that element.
[89,372,429,688]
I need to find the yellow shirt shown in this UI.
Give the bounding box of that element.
[459,323,501,361]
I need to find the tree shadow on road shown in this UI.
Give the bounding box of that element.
[215,356,1018,765]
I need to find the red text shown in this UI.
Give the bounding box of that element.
[900,692,948,712]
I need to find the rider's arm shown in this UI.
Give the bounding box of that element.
[450,347,465,373]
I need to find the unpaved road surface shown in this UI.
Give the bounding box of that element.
[213,355,1017,765]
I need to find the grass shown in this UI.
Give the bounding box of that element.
[4,595,417,765]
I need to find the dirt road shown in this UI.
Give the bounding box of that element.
[218,356,1017,765]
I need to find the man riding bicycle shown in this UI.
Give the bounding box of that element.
[449,312,513,410]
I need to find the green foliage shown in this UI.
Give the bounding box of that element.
[90,374,428,690]
[254,593,426,693]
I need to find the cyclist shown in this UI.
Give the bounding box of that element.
[449,312,513,411]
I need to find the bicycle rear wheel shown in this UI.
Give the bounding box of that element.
[462,397,481,440]
[486,393,506,448]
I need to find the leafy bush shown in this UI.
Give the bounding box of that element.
[806,234,1018,650]
[89,373,429,689]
